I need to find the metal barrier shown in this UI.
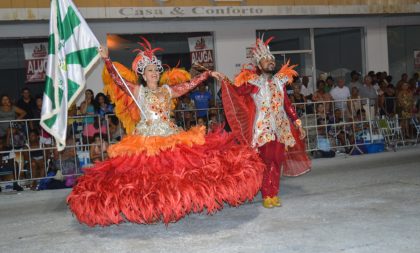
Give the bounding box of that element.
[0,97,416,190]
[0,115,107,190]
[292,98,376,154]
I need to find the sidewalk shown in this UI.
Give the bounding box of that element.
[1,147,419,253]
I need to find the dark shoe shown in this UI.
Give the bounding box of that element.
[13,182,24,191]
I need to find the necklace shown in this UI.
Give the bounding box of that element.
[145,86,159,93]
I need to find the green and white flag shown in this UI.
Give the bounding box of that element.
[41,0,100,151]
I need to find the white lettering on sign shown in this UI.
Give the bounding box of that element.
[26,59,48,82]
[191,50,214,64]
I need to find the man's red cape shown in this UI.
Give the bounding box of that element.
[221,79,311,176]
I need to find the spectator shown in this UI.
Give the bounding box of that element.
[384,84,396,115]
[396,73,409,94]
[325,76,334,93]
[288,76,300,95]
[31,95,43,120]
[368,71,378,85]
[397,82,415,138]
[89,133,108,163]
[52,133,79,187]
[82,117,107,143]
[196,117,207,128]
[176,94,195,129]
[330,78,350,116]
[67,102,79,134]
[353,109,369,143]
[349,70,362,90]
[30,95,43,130]
[17,88,35,119]
[80,89,96,126]
[290,84,306,117]
[6,124,26,149]
[94,92,114,117]
[313,80,333,113]
[0,95,26,139]
[0,138,14,182]
[107,115,125,142]
[328,108,352,152]
[359,75,377,120]
[408,72,419,95]
[300,76,313,100]
[348,87,362,119]
[313,117,335,158]
[386,75,393,86]
[377,81,387,116]
[25,129,46,189]
[207,113,219,133]
[190,84,212,119]
[315,102,328,123]
[380,72,390,86]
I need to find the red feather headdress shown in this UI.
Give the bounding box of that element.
[131,36,164,75]
[252,36,275,64]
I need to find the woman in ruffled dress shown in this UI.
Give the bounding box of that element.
[67,38,265,226]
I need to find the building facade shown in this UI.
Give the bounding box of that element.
[0,0,419,97]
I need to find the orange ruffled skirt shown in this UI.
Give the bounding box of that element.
[67,126,265,226]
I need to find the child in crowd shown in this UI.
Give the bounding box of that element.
[313,117,336,158]
[89,133,108,163]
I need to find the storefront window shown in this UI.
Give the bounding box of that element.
[0,38,47,100]
[388,25,420,80]
[257,29,311,51]
[314,28,363,80]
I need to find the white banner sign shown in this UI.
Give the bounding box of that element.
[23,42,48,83]
[188,36,214,70]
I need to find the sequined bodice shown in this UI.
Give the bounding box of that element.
[134,85,179,136]
[249,76,295,148]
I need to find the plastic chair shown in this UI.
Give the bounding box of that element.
[376,118,396,150]
[411,117,420,146]
[388,115,405,146]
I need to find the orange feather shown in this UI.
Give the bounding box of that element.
[233,65,258,87]
[102,62,140,134]
[275,59,298,84]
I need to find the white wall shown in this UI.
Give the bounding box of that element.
[365,22,389,74]
[1,15,419,103]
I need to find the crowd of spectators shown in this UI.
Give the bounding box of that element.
[289,70,420,158]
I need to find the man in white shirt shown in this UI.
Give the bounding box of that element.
[300,76,313,99]
[330,78,350,116]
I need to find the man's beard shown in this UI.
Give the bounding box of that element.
[261,66,275,75]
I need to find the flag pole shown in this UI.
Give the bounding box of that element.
[109,62,148,121]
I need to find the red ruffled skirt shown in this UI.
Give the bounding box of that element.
[67,126,265,226]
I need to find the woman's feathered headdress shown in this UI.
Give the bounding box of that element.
[131,37,164,75]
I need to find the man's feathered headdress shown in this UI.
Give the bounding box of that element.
[252,36,275,64]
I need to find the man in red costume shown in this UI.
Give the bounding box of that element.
[222,37,311,208]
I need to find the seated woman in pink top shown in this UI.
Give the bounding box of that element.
[82,117,106,142]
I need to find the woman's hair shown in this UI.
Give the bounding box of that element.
[316,80,325,89]
[85,89,94,96]
[0,94,12,106]
[108,115,120,126]
[94,92,110,113]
